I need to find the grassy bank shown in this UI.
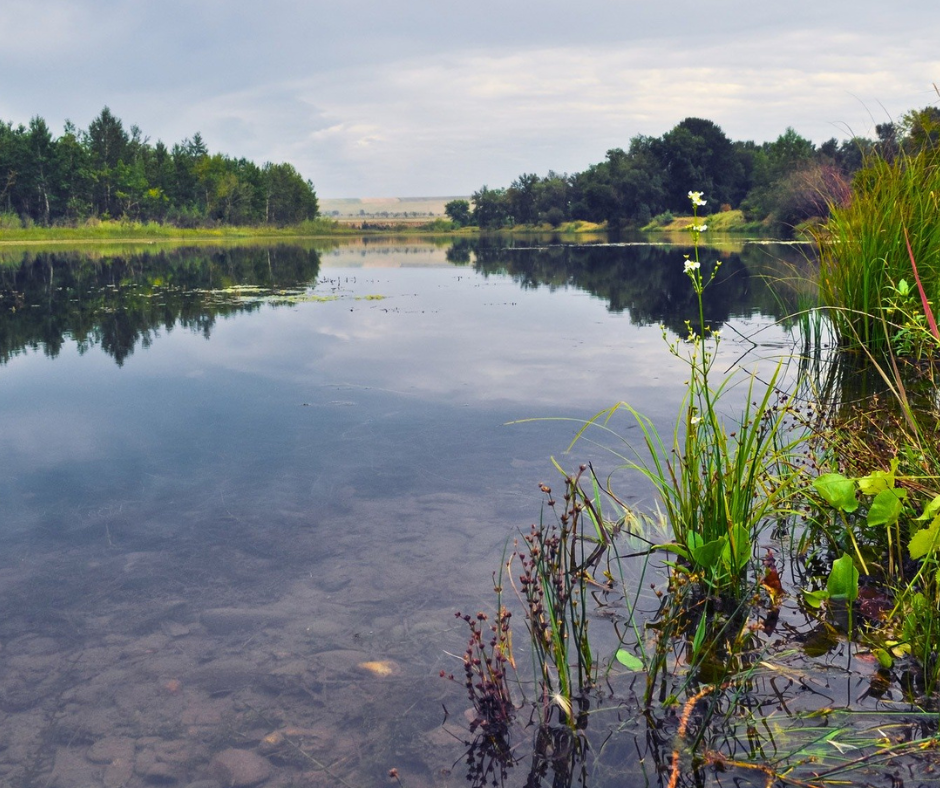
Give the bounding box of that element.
[0,217,359,244]
[642,208,769,234]
[0,216,488,245]
[0,216,640,246]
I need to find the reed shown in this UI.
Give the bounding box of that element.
[815,148,940,353]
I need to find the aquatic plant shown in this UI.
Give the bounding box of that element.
[509,466,617,725]
[573,192,803,600]
[445,173,940,785]
[448,604,517,740]
[815,147,940,353]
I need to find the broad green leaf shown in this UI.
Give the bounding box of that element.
[872,648,894,669]
[615,649,644,671]
[827,554,859,602]
[909,516,940,559]
[691,537,725,570]
[653,543,690,560]
[916,494,940,521]
[801,589,829,609]
[867,488,905,528]
[858,458,900,496]
[813,473,858,513]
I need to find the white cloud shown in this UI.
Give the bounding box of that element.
[0,1,938,195]
[0,0,140,65]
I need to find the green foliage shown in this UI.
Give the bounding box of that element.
[804,459,912,577]
[470,186,511,229]
[649,210,674,226]
[882,276,939,359]
[614,649,643,671]
[816,147,940,352]
[826,554,860,602]
[465,107,935,233]
[0,108,318,228]
[574,194,802,598]
[813,473,859,513]
[444,198,471,227]
[651,117,746,210]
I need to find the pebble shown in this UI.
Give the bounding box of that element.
[210,748,272,787]
[357,660,401,677]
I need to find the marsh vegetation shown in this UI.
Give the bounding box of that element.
[448,146,940,788]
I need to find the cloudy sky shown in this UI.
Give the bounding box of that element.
[1,1,938,197]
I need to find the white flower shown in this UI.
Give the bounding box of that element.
[690,415,702,425]
[684,260,701,273]
[691,224,707,233]
[688,191,707,207]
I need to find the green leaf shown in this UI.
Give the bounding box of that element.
[615,649,644,671]
[653,543,690,561]
[909,515,940,559]
[916,494,940,521]
[691,614,708,658]
[827,554,859,602]
[872,648,894,669]
[813,473,858,513]
[858,458,900,496]
[691,537,726,570]
[867,488,905,528]
[724,523,751,573]
[802,589,829,609]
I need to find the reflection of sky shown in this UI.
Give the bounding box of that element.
[0,245,794,579]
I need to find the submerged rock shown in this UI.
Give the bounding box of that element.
[200,608,289,635]
[210,748,272,787]
[86,736,135,764]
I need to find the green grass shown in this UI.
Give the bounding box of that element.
[0,216,485,245]
[642,209,762,234]
[815,148,940,352]
[0,217,363,243]
[575,212,803,600]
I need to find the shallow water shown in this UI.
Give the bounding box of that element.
[0,237,893,788]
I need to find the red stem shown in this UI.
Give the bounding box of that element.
[904,227,940,341]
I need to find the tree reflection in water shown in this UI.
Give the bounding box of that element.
[0,245,322,366]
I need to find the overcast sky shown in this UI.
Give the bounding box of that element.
[1,1,938,197]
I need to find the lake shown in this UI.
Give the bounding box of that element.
[0,237,818,787]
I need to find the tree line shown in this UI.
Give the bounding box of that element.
[0,108,319,227]
[448,106,940,230]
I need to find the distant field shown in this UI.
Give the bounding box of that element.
[319,196,467,219]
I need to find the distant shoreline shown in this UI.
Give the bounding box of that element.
[0,208,791,251]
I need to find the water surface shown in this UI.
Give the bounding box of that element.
[0,238,807,786]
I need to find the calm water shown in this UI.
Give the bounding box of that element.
[0,238,807,787]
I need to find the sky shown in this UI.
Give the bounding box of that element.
[1,1,938,198]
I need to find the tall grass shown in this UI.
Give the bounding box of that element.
[815,148,940,352]
[575,194,803,600]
